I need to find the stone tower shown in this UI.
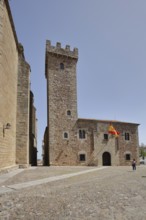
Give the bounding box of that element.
[45,40,78,165]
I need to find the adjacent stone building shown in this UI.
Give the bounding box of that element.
[42,127,49,166]
[29,91,37,166]
[0,0,18,169]
[44,40,139,166]
[0,0,37,171]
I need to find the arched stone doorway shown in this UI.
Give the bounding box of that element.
[102,152,111,166]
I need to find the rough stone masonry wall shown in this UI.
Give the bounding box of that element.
[93,121,139,166]
[93,122,120,166]
[16,46,30,167]
[74,120,139,166]
[0,0,18,169]
[116,123,139,165]
[75,119,97,166]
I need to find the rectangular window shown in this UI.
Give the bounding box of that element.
[125,154,131,160]
[125,133,130,141]
[79,129,86,139]
[104,134,108,140]
[80,154,86,161]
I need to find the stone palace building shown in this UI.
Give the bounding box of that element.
[43,40,139,166]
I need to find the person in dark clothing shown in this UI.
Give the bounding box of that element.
[132,159,136,170]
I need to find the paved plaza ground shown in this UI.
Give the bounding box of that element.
[0,165,146,220]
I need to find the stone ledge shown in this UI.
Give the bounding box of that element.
[0,164,19,175]
[19,164,31,169]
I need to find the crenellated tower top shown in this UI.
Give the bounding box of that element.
[46,40,78,59]
[45,40,78,78]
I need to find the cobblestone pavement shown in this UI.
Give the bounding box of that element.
[0,165,146,220]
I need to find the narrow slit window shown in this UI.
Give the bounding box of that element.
[64,132,68,139]
[60,63,64,70]
[125,133,130,141]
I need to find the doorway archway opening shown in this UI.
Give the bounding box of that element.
[102,152,111,166]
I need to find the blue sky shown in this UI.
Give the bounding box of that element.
[10,0,146,159]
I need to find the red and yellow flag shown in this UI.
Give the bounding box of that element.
[108,125,120,137]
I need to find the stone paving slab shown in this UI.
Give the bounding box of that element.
[0,166,101,186]
[0,167,106,194]
[0,169,24,185]
[0,166,146,220]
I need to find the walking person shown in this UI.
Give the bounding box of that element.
[132,159,136,171]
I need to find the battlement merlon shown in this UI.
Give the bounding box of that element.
[46,40,78,59]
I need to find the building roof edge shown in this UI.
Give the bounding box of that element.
[78,118,140,126]
[5,0,19,50]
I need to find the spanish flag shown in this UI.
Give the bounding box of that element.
[108,125,120,137]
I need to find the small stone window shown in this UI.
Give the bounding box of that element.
[104,134,108,140]
[125,154,131,160]
[67,110,71,116]
[125,132,130,141]
[79,130,86,139]
[79,154,86,161]
[64,132,68,139]
[60,63,64,70]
